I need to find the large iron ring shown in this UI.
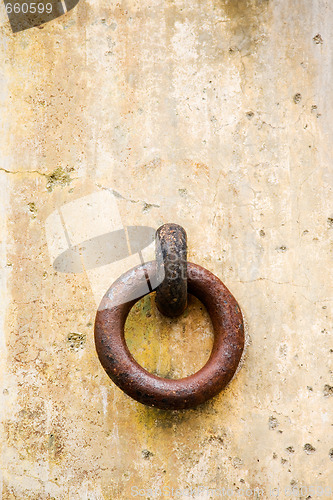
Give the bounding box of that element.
[94,261,244,410]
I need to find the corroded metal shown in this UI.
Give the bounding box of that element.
[155,223,187,317]
[94,261,244,410]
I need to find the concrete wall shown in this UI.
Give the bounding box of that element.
[0,0,332,498]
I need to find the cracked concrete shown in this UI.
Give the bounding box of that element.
[0,0,332,499]
[0,168,48,177]
[96,183,160,210]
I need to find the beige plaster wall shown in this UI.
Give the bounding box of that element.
[0,0,332,498]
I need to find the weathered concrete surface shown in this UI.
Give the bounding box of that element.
[0,0,332,498]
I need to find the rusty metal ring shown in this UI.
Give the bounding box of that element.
[94,261,244,410]
[155,223,187,317]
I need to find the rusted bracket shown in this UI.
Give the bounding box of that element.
[155,223,187,317]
